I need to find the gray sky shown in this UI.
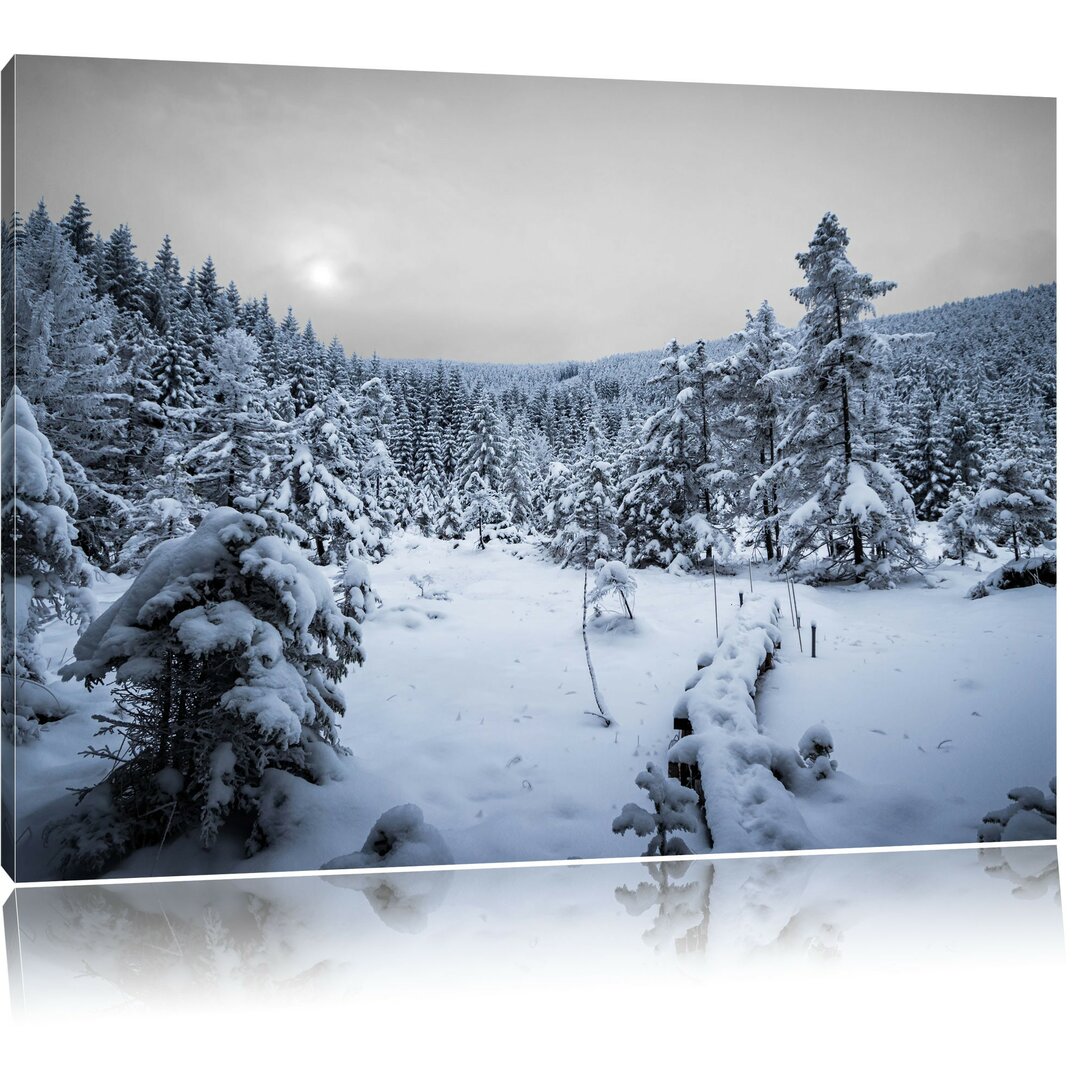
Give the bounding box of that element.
[14,56,1055,364]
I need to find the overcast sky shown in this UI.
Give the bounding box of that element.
[14,56,1055,365]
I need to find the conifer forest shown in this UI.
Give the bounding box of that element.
[1,197,1056,880]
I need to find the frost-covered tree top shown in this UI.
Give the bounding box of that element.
[792,211,896,352]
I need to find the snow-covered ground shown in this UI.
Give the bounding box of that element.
[11,532,1055,879]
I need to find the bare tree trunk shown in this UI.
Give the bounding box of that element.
[840,374,865,569]
[582,566,612,726]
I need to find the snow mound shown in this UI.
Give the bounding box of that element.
[968,554,1056,598]
[978,777,1056,843]
[321,804,453,870]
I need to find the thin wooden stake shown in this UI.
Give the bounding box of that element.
[710,545,719,638]
[582,565,612,726]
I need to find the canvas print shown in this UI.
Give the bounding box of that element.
[0,58,1056,881]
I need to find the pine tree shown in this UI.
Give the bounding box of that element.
[54,505,366,875]
[898,385,953,520]
[942,391,985,490]
[550,421,624,567]
[98,224,148,317]
[183,328,278,508]
[435,485,467,541]
[59,194,96,260]
[275,395,369,565]
[146,235,185,335]
[972,451,1056,561]
[717,302,794,561]
[2,391,95,737]
[13,202,128,566]
[503,416,536,528]
[112,492,195,576]
[938,482,985,566]
[460,392,507,548]
[774,212,922,583]
[620,340,719,569]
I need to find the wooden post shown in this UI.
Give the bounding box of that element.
[811,621,817,659]
[738,591,744,608]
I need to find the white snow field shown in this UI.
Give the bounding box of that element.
[12,531,1055,879]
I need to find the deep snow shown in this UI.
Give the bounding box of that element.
[10,531,1056,879]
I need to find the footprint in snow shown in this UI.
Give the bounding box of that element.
[869,728,887,735]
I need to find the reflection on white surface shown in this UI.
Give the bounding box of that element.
[4,845,1061,1015]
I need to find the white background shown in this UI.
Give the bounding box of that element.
[1,3,1075,1075]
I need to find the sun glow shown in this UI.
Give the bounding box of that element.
[307,261,337,290]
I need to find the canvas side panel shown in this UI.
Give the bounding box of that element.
[1,55,16,883]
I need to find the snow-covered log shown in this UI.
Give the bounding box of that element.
[668,594,816,852]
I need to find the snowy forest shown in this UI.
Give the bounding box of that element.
[1,198,1057,880]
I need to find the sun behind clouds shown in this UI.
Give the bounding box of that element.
[307,260,337,291]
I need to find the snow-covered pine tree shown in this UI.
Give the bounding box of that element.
[112,490,195,576]
[549,420,624,568]
[145,234,186,336]
[620,340,718,569]
[276,393,372,565]
[54,504,366,875]
[897,384,953,520]
[96,223,148,318]
[435,484,467,541]
[772,212,922,584]
[502,416,536,529]
[942,390,985,491]
[938,482,985,566]
[196,256,232,333]
[183,328,278,509]
[2,390,95,738]
[460,391,507,549]
[971,450,1056,561]
[717,302,796,562]
[58,194,96,261]
[13,201,130,567]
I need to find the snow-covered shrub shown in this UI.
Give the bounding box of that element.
[321,804,452,870]
[587,558,637,619]
[339,556,380,624]
[51,505,366,875]
[2,389,95,738]
[978,777,1056,843]
[612,762,700,856]
[968,553,1055,599]
[409,573,450,601]
[798,724,837,780]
